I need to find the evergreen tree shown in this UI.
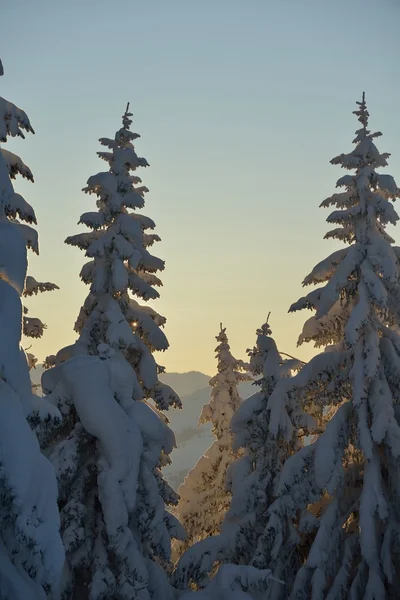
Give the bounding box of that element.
[173,319,303,592]
[0,58,64,599]
[227,319,305,591]
[41,105,184,600]
[174,325,251,558]
[263,94,400,599]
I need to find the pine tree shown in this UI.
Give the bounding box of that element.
[173,319,303,592]
[174,325,251,559]
[41,105,184,600]
[263,94,400,599]
[0,58,64,599]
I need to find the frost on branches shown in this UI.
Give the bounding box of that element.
[173,320,302,592]
[264,94,400,599]
[174,325,251,558]
[0,59,64,599]
[42,105,184,600]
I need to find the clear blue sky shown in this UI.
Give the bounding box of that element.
[2,0,399,374]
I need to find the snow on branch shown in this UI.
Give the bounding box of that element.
[23,275,59,296]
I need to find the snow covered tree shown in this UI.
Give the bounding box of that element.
[174,325,251,558]
[41,104,185,600]
[226,321,305,582]
[173,319,303,592]
[0,58,64,599]
[262,94,400,599]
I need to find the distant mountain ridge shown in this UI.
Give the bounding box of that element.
[158,371,211,398]
[31,366,212,398]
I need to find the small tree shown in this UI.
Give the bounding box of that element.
[42,105,184,600]
[173,319,303,592]
[174,325,251,558]
[263,94,400,599]
[0,58,64,599]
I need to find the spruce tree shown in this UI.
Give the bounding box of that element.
[42,105,184,599]
[263,94,400,599]
[174,325,251,558]
[0,58,64,599]
[173,319,303,592]
[227,320,305,582]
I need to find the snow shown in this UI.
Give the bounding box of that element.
[23,275,59,296]
[0,219,28,294]
[13,222,39,254]
[0,96,34,142]
[0,378,64,596]
[300,248,348,286]
[0,148,14,209]
[1,148,34,181]
[6,192,37,224]
[0,280,33,414]
[60,355,143,495]
[0,539,48,600]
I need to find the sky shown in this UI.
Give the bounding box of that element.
[1,0,400,375]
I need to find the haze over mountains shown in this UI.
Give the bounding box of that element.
[31,367,255,489]
[159,371,255,489]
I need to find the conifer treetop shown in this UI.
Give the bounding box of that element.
[199,323,251,435]
[65,105,177,410]
[290,93,400,350]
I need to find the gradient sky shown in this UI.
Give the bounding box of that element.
[1,0,400,375]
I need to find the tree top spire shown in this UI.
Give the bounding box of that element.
[263,311,272,335]
[122,102,133,130]
[353,91,369,131]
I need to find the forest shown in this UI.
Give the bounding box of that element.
[1,4,400,598]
